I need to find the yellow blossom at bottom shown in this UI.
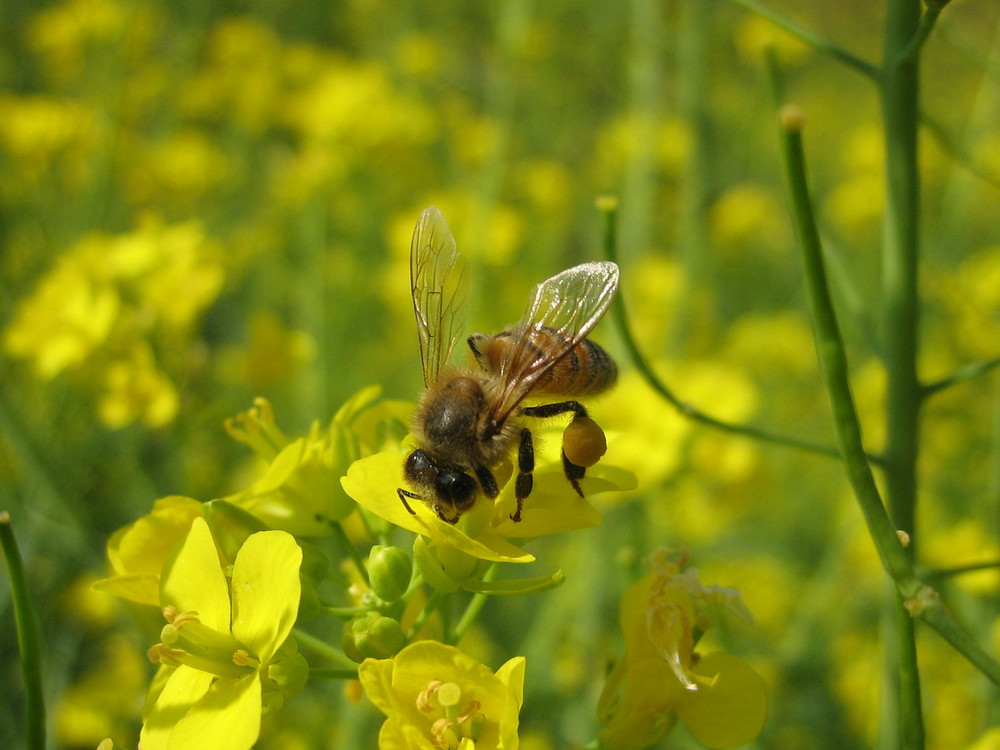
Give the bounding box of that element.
[359,641,525,749]
[598,551,767,750]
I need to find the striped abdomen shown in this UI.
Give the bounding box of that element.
[471,326,617,397]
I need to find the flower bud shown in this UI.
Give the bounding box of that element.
[343,612,405,662]
[368,545,412,602]
[563,416,608,467]
[412,536,462,593]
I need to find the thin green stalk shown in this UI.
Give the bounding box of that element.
[669,0,712,355]
[293,627,359,669]
[724,0,879,80]
[778,107,924,749]
[599,198,853,462]
[309,667,359,680]
[331,521,369,586]
[921,355,1000,399]
[881,0,925,746]
[1,513,46,750]
[897,6,943,65]
[320,604,369,619]
[448,564,499,645]
[777,111,917,589]
[404,590,445,643]
[777,97,1000,694]
[922,559,1000,582]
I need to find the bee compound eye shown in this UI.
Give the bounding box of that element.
[404,450,437,485]
[436,471,477,511]
[562,416,608,467]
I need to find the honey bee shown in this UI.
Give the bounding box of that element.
[397,206,620,524]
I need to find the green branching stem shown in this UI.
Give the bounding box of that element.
[724,0,879,80]
[778,111,918,591]
[599,199,855,462]
[922,559,1000,582]
[0,513,46,750]
[921,355,1000,400]
[881,0,927,744]
[897,6,943,65]
[777,109,1000,694]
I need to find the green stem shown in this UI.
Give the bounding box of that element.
[599,199,855,462]
[897,7,943,65]
[0,513,46,750]
[882,0,925,745]
[922,559,1000,582]
[448,564,499,645]
[724,0,879,79]
[778,106,926,748]
[919,603,1000,685]
[777,94,1000,696]
[405,590,446,643]
[330,521,369,586]
[921,355,1000,399]
[670,0,712,354]
[293,627,359,669]
[309,667,359,680]
[320,605,369,619]
[777,110,917,590]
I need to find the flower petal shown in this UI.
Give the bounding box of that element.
[230,530,302,663]
[490,468,604,537]
[160,518,230,631]
[139,665,213,750]
[358,656,412,719]
[341,452,433,535]
[169,675,262,750]
[343,453,534,563]
[677,652,768,749]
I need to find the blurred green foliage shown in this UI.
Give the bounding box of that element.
[1,0,999,748]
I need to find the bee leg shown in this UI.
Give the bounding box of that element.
[521,401,592,496]
[397,487,421,515]
[520,400,588,421]
[511,428,534,522]
[434,505,461,524]
[562,451,587,498]
[475,465,500,498]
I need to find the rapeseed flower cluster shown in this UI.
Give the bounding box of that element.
[4,216,223,427]
[598,550,767,750]
[85,371,767,750]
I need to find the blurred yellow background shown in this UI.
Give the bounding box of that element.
[1,0,999,748]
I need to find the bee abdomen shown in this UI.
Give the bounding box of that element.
[539,336,617,396]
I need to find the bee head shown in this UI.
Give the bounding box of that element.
[404,449,478,518]
[435,469,477,512]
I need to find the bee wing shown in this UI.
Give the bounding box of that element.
[489,260,619,422]
[410,206,470,386]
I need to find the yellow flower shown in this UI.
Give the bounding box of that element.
[93,496,204,607]
[359,641,525,750]
[225,388,409,535]
[98,341,179,428]
[341,431,633,566]
[598,551,767,750]
[140,518,304,750]
[3,251,119,378]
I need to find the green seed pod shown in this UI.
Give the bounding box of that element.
[368,545,412,602]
